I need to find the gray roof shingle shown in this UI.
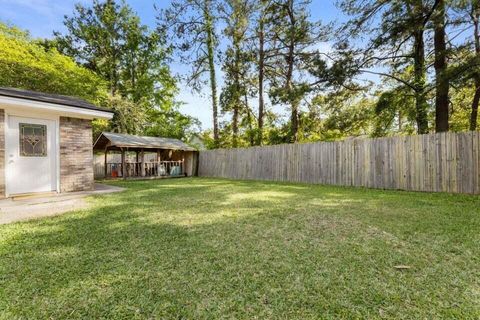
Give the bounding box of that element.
[96,132,196,151]
[0,87,112,113]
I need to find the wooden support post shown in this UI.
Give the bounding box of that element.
[121,148,126,179]
[182,151,185,176]
[104,147,108,178]
[157,149,161,176]
[135,150,139,176]
[140,148,145,177]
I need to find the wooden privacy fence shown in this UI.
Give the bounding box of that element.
[199,132,480,194]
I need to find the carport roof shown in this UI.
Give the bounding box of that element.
[94,132,197,151]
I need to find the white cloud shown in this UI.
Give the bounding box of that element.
[0,0,64,17]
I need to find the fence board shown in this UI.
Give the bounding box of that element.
[198,132,480,194]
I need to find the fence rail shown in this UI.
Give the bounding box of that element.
[199,132,480,194]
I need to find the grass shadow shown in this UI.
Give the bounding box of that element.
[1,177,479,319]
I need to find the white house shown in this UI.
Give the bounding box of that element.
[0,87,113,198]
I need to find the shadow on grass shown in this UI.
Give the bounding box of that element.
[1,177,479,319]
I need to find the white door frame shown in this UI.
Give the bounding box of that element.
[4,111,60,197]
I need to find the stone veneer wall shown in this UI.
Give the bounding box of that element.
[0,109,4,198]
[59,117,94,192]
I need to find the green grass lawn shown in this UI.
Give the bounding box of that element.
[1,178,479,319]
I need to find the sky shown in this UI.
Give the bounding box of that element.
[0,0,344,129]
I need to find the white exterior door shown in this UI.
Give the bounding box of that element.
[6,116,57,195]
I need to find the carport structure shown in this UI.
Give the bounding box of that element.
[93,132,198,179]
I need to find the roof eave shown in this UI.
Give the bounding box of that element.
[0,96,113,120]
[93,132,198,152]
[0,88,112,113]
[110,144,196,151]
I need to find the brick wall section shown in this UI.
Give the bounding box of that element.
[0,109,4,198]
[59,117,94,192]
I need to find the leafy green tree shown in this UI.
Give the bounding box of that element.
[56,0,196,139]
[144,104,201,140]
[309,90,374,140]
[0,22,106,103]
[99,94,146,135]
[469,0,480,130]
[449,0,480,130]
[338,0,442,134]
[251,0,277,145]
[93,94,198,142]
[159,0,221,145]
[373,88,417,136]
[220,0,255,147]
[449,85,477,131]
[267,0,324,142]
[56,0,176,105]
[433,0,450,132]
[255,1,268,145]
[56,0,130,95]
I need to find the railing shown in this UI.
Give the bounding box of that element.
[104,161,184,178]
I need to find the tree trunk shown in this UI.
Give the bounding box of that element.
[245,92,255,146]
[232,102,239,147]
[471,83,480,131]
[471,6,480,131]
[398,109,403,132]
[413,28,429,134]
[290,102,299,142]
[204,4,219,146]
[257,17,265,145]
[434,0,449,132]
[110,58,118,96]
[110,44,119,96]
[131,54,138,102]
[285,0,298,142]
[232,32,241,148]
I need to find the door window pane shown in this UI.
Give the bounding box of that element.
[19,123,47,157]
